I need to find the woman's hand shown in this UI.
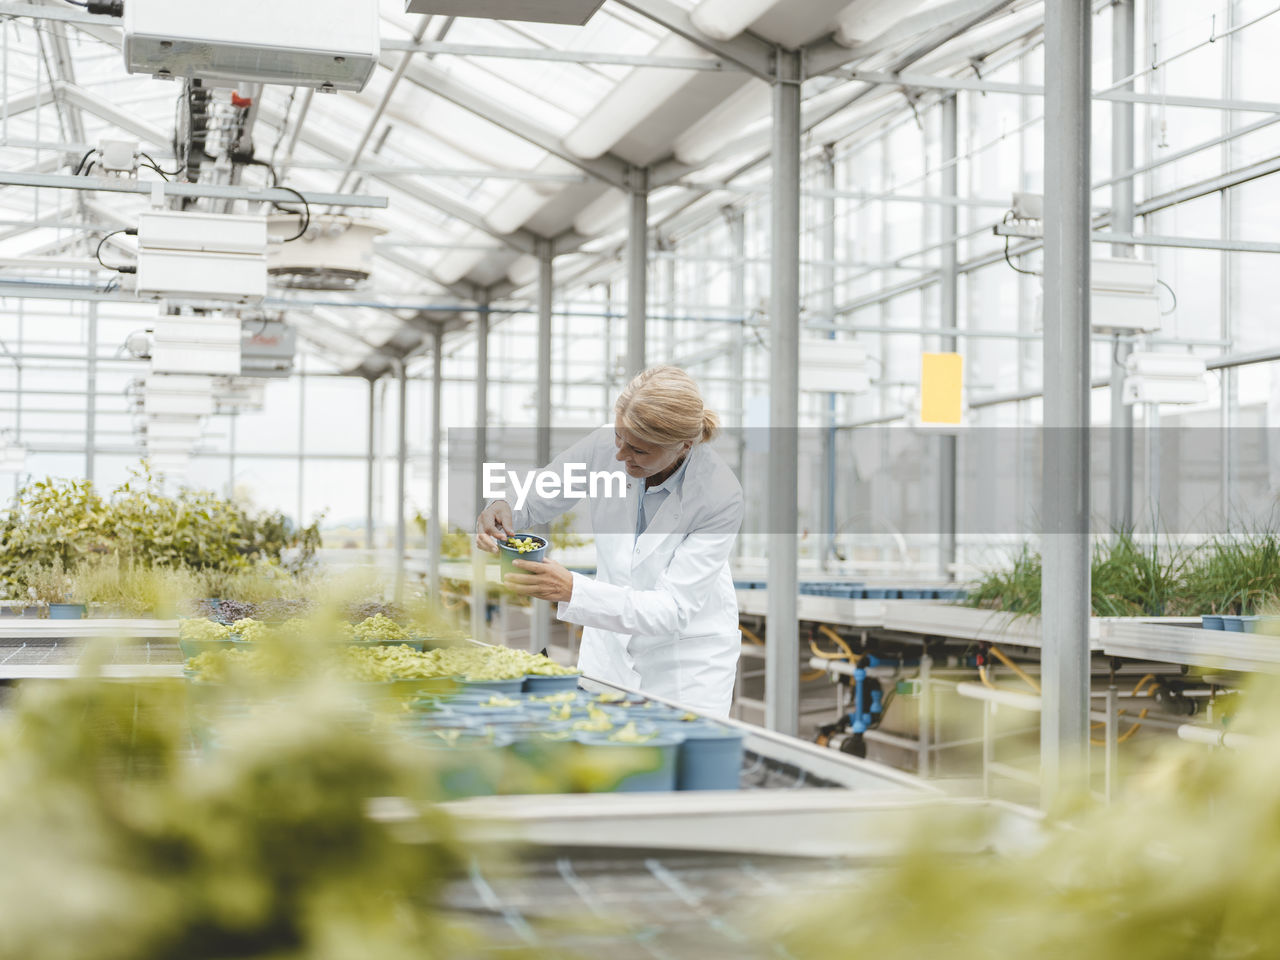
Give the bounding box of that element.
[505,558,575,603]
[475,501,515,554]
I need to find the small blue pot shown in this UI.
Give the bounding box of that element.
[672,721,745,791]
[1201,615,1224,631]
[574,730,683,792]
[1222,616,1245,632]
[522,673,582,694]
[458,676,526,695]
[48,603,86,620]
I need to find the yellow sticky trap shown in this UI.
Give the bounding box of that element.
[921,352,964,425]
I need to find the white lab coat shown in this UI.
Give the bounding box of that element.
[510,425,744,717]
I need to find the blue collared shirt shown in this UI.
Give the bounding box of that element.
[635,453,691,540]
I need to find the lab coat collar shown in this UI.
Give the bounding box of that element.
[632,448,695,564]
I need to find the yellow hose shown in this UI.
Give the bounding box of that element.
[740,624,764,645]
[989,644,1041,694]
[1090,674,1156,746]
[809,624,859,661]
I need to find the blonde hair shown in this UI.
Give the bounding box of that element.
[615,365,720,448]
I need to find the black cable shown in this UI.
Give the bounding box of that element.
[140,152,183,177]
[245,157,279,186]
[270,185,310,241]
[1001,211,1042,277]
[71,148,96,175]
[95,228,137,274]
[63,0,88,5]
[140,161,169,181]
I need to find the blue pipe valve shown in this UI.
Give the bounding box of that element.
[848,665,884,735]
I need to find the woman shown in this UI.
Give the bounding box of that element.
[475,366,744,717]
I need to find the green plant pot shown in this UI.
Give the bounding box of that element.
[496,534,548,585]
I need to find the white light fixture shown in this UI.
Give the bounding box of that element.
[267,215,385,290]
[124,0,379,92]
[1123,352,1209,406]
[137,211,268,304]
[144,374,215,417]
[151,311,242,376]
[835,0,928,46]
[1092,256,1162,335]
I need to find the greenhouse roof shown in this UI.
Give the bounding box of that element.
[0,0,1047,371]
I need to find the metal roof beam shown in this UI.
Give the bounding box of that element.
[608,0,775,80]
[383,37,731,71]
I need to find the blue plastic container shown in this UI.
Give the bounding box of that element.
[574,730,683,792]
[497,534,548,585]
[48,603,86,619]
[522,673,582,694]
[863,588,888,600]
[1201,615,1224,631]
[458,676,526,695]
[1222,616,1245,632]
[411,728,512,799]
[900,589,925,600]
[673,721,745,791]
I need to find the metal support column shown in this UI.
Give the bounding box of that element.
[471,295,490,643]
[765,49,803,737]
[393,359,408,603]
[725,207,747,482]
[533,242,554,655]
[1040,0,1093,810]
[428,325,444,604]
[365,376,377,551]
[820,145,838,573]
[1109,0,1135,534]
[85,302,96,483]
[627,167,649,378]
[939,95,959,581]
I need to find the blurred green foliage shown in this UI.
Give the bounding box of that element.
[773,680,1280,960]
[0,677,473,960]
[0,464,322,593]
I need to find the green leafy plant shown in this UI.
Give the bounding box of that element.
[1090,532,1189,617]
[963,543,1043,615]
[0,464,323,592]
[1177,533,1280,616]
[20,559,72,606]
